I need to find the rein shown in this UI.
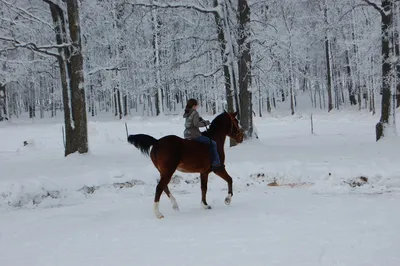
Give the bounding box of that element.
[225,111,243,138]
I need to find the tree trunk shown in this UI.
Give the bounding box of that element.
[375,0,393,141]
[90,85,95,117]
[47,1,74,154]
[213,0,237,146]
[345,49,357,105]
[66,0,88,153]
[114,88,118,117]
[237,0,253,138]
[117,88,122,119]
[395,27,400,108]
[213,0,234,114]
[0,83,6,120]
[45,0,88,155]
[152,8,163,116]
[51,71,56,118]
[29,79,35,119]
[289,47,295,115]
[324,3,333,112]
[123,93,128,116]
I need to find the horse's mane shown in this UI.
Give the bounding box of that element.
[202,111,227,137]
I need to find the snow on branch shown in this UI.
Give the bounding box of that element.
[0,0,54,30]
[130,1,219,15]
[0,36,69,58]
[192,68,222,79]
[362,0,385,17]
[173,48,219,68]
[88,66,128,76]
[173,67,222,84]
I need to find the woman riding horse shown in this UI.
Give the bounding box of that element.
[127,107,244,219]
[183,99,223,171]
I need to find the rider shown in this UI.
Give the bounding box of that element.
[183,99,223,171]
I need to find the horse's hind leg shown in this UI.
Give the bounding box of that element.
[163,186,179,211]
[200,173,212,209]
[214,169,233,205]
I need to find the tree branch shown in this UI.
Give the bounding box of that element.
[88,66,128,76]
[0,36,61,58]
[173,67,222,84]
[129,1,218,15]
[0,0,55,30]
[362,0,385,17]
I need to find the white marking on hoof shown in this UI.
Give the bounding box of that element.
[154,202,164,219]
[201,201,212,209]
[170,195,179,211]
[224,193,232,205]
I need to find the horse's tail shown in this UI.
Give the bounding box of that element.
[127,134,158,157]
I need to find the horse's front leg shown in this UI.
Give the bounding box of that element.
[200,173,212,209]
[214,169,233,205]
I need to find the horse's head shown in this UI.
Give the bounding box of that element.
[225,111,245,143]
[207,111,245,143]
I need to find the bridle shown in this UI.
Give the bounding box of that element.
[225,111,244,139]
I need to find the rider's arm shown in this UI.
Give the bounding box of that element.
[193,111,208,128]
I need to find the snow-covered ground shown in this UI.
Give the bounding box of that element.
[1,109,400,265]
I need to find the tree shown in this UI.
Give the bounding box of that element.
[363,0,395,141]
[0,0,88,155]
[237,0,253,138]
[43,0,88,155]
[0,0,395,124]
[0,82,6,120]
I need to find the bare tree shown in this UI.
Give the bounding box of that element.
[237,0,253,138]
[43,0,88,155]
[363,0,395,141]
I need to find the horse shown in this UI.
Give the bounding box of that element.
[127,111,244,219]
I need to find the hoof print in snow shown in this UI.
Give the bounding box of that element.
[4,189,62,207]
[32,190,61,205]
[78,185,100,194]
[113,179,145,189]
[267,181,313,188]
[184,176,200,184]
[250,173,265,178]
[249,173,270,184]
[345,176,368,188]
[78,180,145,195]
[171,175,184,184]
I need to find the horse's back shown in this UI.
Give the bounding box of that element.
[150,134,211,173]
[155,134,208,152]
[158,134,184,142]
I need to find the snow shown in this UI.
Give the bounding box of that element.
[1,110,400,265]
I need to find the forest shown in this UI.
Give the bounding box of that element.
[1,0,399,155]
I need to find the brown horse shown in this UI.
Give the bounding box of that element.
[127,111,244,219]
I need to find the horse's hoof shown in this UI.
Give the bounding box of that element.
[224,197,231,205]
[201,202,212,210]
[157,214,164,219]
[172,204,179,211]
